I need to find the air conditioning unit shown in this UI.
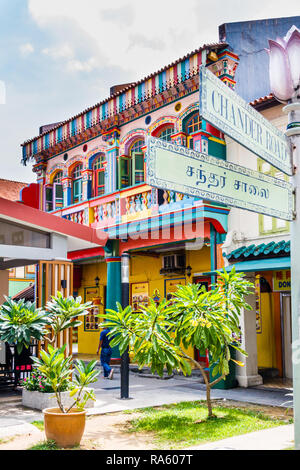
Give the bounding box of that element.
[160,253,186,275]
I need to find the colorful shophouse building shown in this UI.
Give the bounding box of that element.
[21,42,239,363]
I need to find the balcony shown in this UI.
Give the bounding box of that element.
[51,182,228,235]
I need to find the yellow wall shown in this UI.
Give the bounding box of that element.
[256,293,277,369]
[77,261,107,355]
[77,246,211,361]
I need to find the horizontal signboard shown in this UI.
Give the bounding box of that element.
[199,65,293,175]
[146,137,294,221]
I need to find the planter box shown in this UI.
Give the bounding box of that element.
[22,388,95,411]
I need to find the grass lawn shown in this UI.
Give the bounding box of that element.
[31,421,44,431]
[29,440,59,450]
[124,400,292,449]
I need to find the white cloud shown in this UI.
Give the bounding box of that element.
[67,57,98,73]
[28,0,203,80]
[19,42,34,57]
[28,0,300,84]
[42,43,98,73]
[42,43,74,60]
[0,80,6,104]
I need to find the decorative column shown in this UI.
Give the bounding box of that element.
[235,274,263,388]
[105,239,122,359]
[121,252,130,398]
[33,161,47,211]
[82,168,93,200]
[62,177,72,207]
[103,128,120,193]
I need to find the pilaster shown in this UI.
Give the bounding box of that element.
[235,274,263,387]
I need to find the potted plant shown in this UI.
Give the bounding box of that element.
[21,366,95,411]
[0,292,100,447]
[31,344,99,448]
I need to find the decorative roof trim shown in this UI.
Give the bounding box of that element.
[21,42,232,163]
[224,240,290,262]
[249,93,280,109]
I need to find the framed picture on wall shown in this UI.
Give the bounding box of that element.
[83,286,103,332]
[131,282,149,313]
[164,278,186,303]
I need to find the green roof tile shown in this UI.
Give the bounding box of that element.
[226,240,290,261]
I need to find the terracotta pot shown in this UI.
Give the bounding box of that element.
[43,408,86,448]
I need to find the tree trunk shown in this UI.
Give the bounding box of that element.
[206,384,213,418]
[178,349,226,419]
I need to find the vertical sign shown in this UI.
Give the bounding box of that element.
[199,65,293,175]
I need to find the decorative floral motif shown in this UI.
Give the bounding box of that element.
[266,26,300,103]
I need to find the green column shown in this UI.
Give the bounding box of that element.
[210,223,217,287]
[105,240,121,359]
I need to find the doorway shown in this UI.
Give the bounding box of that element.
[281,293,293,379]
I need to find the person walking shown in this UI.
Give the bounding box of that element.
[97,327,114,379]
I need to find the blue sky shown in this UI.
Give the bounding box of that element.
[0,0,299,183]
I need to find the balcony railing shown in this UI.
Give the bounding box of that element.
[53,184,200,229]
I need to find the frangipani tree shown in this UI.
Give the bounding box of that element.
[101,268,253,418]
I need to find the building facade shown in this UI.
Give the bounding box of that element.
[21,43,240,366]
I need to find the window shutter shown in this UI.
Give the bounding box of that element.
[95,170,105,196]
[45,186,53,212]
[132,152,144,184]
[118,156,131,189]
[73,179,82,203]
[54,184,63,209]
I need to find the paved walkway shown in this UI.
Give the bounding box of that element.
[0,367,294,448]
[188,424,294,450]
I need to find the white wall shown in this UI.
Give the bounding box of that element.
[223,103,290,256]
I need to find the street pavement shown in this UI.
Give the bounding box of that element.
[187,424,294,450]
[0,367,294,447]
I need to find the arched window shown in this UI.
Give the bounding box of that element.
[130,139,145,184]
[53,171,63,184]
[72,163,83,203]
[53,171,63,208]
[45,171,63,212]
[93,154,106,196]
[184,112,202,150]
[185,113,202,135]
[157,126,174,142]
[118,139,145,189]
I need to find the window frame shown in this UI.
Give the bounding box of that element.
[72,163,83,204]
[156,126,174,142]
[131,140,145,185]
[185,113,202,136]
[118,139,145,189]
[93,155,106,197]
[257,159,290,235]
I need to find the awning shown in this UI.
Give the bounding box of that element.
[203,256,290,275]
[0,197,108,269]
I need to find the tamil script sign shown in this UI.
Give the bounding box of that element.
[146,137,294,221]
[199,65,293,175]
